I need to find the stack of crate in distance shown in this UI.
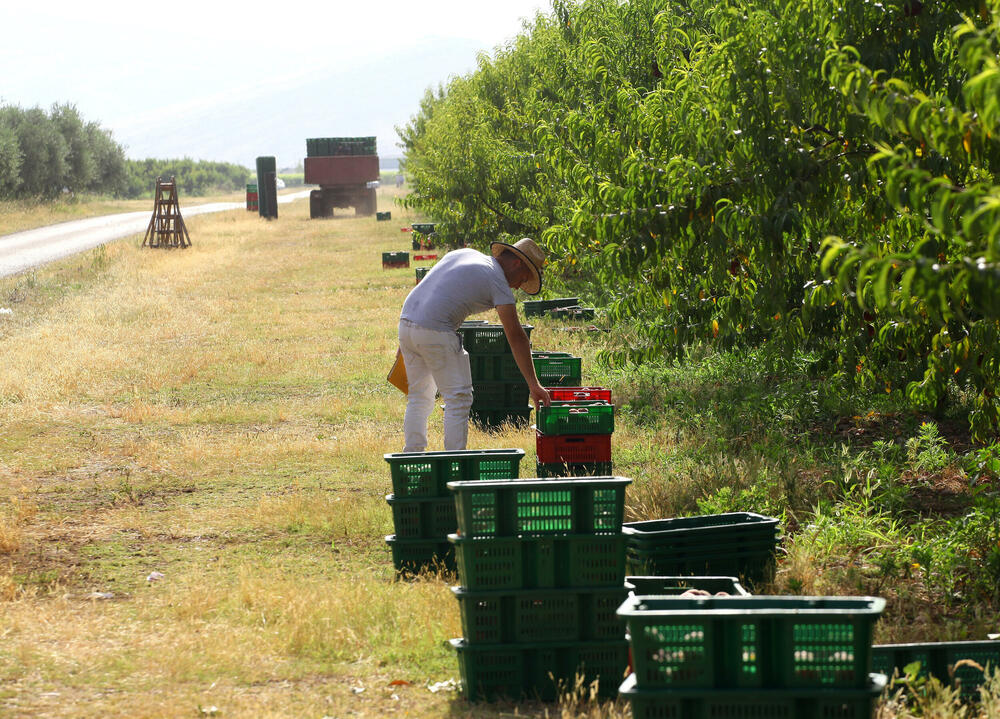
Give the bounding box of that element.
[306,136,378,156]
[523,297,579,318]
[382,251,409,269]
[245,183,258,212]
[535,388,614,478]
[415,266,430,284]
[447,476,633,701]
[872,639,1000,702]
[462,322,534,431]
[411,222,435,250]
[549,306,596,321]
[383,449,525,575]
[622,512,781,590]
[616,594,888,718]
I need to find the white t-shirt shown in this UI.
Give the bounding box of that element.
[400,248,516,332]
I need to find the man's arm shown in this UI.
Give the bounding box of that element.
[496,303,552,411]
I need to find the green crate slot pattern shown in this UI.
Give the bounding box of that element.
[537,402,615,435]
[620,597,883,690]
[385,534,454,574]
[450,533,626,590]
[387,495,456,539]
[451,638,627,702]
[472,381,529,409]
[533,356,583,385]
[460,324,533,354]
[385,450,524,498]
[454,587,626,644]
[450,479,629,538]
[470,354,523,382]
[618,672,885,719]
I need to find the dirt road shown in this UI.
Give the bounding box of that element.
[0,190,311,279]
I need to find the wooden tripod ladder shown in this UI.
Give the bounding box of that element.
[142,177,191,248]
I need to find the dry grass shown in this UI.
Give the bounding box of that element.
[1,187,994,718]
[0,190,253,237]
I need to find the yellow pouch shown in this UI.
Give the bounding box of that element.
[387,348,408,394]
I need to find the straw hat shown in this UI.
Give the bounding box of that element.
[490,238,545,295]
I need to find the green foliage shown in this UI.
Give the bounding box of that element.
[0,102,251,200]
[122,158,252,198]
[399,0,1000,441]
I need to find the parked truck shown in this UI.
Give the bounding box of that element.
[304,136,379,218]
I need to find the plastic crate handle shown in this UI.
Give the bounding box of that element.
[569,407,590,415]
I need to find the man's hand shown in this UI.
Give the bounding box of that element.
[530,383,552,413]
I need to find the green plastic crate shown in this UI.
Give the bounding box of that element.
[618,595,886,690]
[384,449,524,499]
[533,355,583,386]
[415,266,429,282]
[531,350,574,358]
[536,401,614,435]
[460,323,533,354]
[535,461,614,478]
[472,381,529,409]
[624,575,750,597]
[451,637,627,702]
[384,534,454,575]
[469,406,532,431]
[523,297,580,317]
[412,222,436,233]
[872,640,1000,701]
[453,586,627,644]
[618,672,886,719]
[385,494,456,539]
[623,513,781,550]
[449,533,626,590]
[470,354,523,382]
[448,476,631,538]
[550,306,596,320]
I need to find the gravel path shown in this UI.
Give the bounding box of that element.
[0,190,311,279]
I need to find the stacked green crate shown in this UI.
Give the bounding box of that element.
[616,595,887,718]
[305,136,377,157]
[622,512,781,589]
[461,322,533,431]
[535,400,614,477]
[523,297,579,317]
[447,476,632,701]
[383,449,524,575]
[872,640,1000,701]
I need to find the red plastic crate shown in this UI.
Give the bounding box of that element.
[414,254,438,261]
[536,430,612,464]
[547,387,612,402]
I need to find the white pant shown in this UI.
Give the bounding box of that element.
[398,319,473,452]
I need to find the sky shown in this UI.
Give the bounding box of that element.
[0,1,552,168]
